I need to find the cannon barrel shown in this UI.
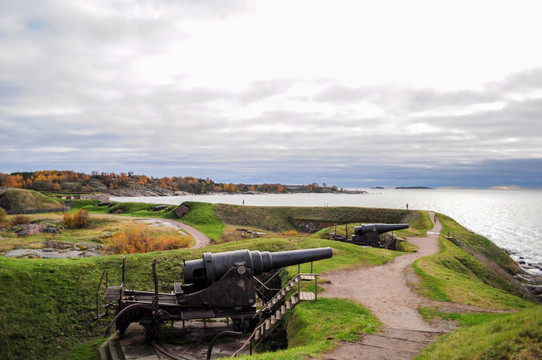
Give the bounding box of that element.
[354,223,409,236]
[182,247,332,285]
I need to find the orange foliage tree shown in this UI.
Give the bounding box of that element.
[62,209,90,229]
[11,214,29,226]
[0,208,7,223]
[107,224,191,254]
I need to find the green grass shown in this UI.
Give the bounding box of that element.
[415,307,542,360]
[0,235,402,360]
[179,202,225,240]
[1,203,538,360]
[438,213,517,273]
[412,216,533,309]
[419,306,510,326]
[52,337,104,360]
[69,199,178,219]
[0,213,173,254]
[214,204,416,233]
[227,298,379,360]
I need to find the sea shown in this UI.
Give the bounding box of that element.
[111,188,542,274]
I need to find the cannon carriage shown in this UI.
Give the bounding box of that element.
[330,223,409,249]
[101,247,333,338]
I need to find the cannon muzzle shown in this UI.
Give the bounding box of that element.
[354,223,409,236]
[182,247,332,285]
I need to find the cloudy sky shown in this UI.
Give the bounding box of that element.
[1,0,542,188]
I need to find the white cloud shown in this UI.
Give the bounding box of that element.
[1,1,542,186]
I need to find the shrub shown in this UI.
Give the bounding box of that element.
[0,208,6,223]
[63,209,89,229]
[11,214,29,226]
[107,224,191,254]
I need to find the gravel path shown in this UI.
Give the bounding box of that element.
[158,219,212,249]
[319,212,451,359]
[96,214,212,249]
[136,218,212,248]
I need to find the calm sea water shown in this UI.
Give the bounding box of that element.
[112,188,542,270]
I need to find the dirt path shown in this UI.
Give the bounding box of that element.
[136,218,212,249]
[171,221,212,249]
[319,213,451,359]
[92,214,212,249]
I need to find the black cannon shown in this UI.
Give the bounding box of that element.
[351,223,408,249]
[103,247,332,337]
[354,223,409,236]
[329,223,409,249]
[182,248,332,286]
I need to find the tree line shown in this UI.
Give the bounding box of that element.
[0,170,341,194]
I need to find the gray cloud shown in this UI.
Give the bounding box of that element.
[1,2,542,188]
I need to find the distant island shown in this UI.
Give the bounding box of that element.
[0,170,366,197]
[395,186,434,189]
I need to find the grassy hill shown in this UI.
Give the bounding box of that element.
[0,188,61,212]
[0,237,399,360]
[0,201,539,359]
[179,201,426,241]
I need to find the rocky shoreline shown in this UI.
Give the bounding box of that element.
[508,251,542,302]
[107,188,368,198]
[108,188,192,197]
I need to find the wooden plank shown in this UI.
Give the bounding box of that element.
[103,286,122,301]
[299,292,315,301]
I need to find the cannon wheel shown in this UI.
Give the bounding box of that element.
[105,303,151,337]
[117,307,141,336]
[232,317,258,332]
[142,309,170,339]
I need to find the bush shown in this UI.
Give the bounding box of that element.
[11,214,29,226]
[107,224,191,254]
[62,209,89,229]
[0,208,6,223]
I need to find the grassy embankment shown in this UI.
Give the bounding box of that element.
[413,213,532,309]
[181,203,541,359]
[411,213,540,359]
[1,200,417,360]
[415,306,542,359]
[1,196,539,359]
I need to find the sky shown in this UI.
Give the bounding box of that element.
[1,0,542,188]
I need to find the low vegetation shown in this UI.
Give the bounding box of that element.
[70,199,179,219]
[0,207,7,223]
[0,237,398,360]
[107,224,191,254]
[412,214,533,309]
[438,213,518,274]
[0,198,540,360]
[247,298,379,360]
[62,209,89,229]
[10,214,30,226]
[415,306,542,359]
